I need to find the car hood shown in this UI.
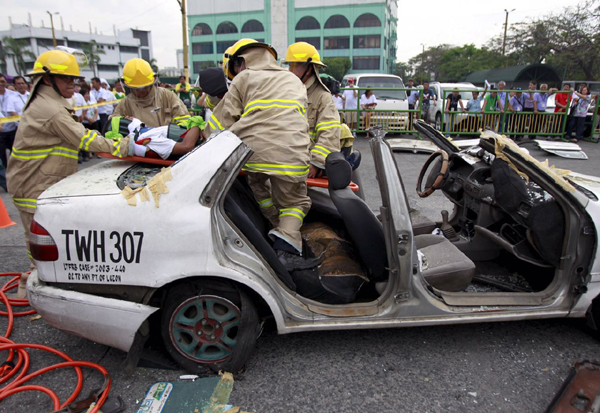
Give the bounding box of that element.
[40,160,134,199]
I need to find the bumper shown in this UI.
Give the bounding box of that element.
[27,270,159,352]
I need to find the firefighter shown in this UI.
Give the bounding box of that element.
[6,50,144,298]
[205,38,321,271]
[284,42,341,178]
[112,58,190,128]
[111,58,204,148]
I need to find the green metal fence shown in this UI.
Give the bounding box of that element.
[440,89,574,139]
[338,87,422,135]
[586,96,600,143]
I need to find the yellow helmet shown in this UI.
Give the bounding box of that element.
[122,58,156,88]
[224,38,278,80]
[27,49,81,77]
[284,42,326,68]
[222,46,234,79]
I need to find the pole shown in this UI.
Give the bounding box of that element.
[502,9,515,58]
[179,0,189,83]
[420,43,425,85]
[47,11,57,48]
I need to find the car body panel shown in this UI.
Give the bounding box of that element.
[27,270,158,352]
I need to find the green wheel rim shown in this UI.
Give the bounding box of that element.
[169,295,241,363]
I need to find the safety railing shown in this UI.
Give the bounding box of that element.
[338,87,422,135]
[440,89,573,139]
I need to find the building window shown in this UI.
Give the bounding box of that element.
[120,45,138,54]
[354,13,382,27]
[192,42,214,55]
[141,49,150,61]
[295,16,320,30]
[353,35,380,49]
[67,41,90,49]
[217,41,234,54]
[97,64,119,72]
[324,36,349,50]
[324,15,350,29]
[353,56,380,70]
[192,23,212,36]
[241,20,264,33]
[217,21,238,34]
[36,38,64,47]
[193,61,215,73]
[295,37,320,49]
[132,30,149,47]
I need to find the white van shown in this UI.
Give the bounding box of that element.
[341,74,409,130]
[341,73,408,111]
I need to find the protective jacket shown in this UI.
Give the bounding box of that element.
[112,86,191,128]
[305,75,341,169]
[7,84,132,213]
[207,47,310,183]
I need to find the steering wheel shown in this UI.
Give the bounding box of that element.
[416,150,450,198]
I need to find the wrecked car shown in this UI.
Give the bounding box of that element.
[27,122,600,374]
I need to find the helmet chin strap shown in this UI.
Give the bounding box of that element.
[42,67,63,97]
[300,58,313,82]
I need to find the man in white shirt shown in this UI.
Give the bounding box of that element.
[343,77,358,134]
[0,74,17,170]
[90,77,112,131]
[100,79,117,116]
[69,83,86,121]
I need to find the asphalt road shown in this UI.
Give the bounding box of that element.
[1,134,600,413]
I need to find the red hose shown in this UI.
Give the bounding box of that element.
[0,272,111,412]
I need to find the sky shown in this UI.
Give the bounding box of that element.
[1,0,585,69]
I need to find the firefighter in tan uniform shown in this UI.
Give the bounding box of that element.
[112,59,192,129]
[6,50,141,298]
[206,39,320,271]
[284,42,341,178]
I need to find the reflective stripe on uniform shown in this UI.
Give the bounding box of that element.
[13,198,37,209]
[208,114,223,131]
[279,207,306,222]
[311,145,332,158]
[242,99,306,118]
[242,163,309,176]
[257,197,274,209]
[111,140,123,158]
[315,120,341,132]
[80,130,98,151]
[11,146,78,160]
[173,115,191,127]
[309,131,317,142]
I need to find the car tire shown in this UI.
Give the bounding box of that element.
[435,113,442,131]
[161,279,260,374]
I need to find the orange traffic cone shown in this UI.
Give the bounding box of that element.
[0,197,16,228]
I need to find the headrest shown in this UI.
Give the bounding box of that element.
[326,152,352,190]
[199,67,228,97]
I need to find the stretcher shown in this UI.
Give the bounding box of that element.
[97,153,360,192]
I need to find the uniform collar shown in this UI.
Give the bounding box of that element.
[38,84,74,112]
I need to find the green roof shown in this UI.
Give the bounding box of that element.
[465,64,561,84]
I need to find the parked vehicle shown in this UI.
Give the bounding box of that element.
[425,82,478,131]
[27,125,600,374]
[341,74,409,130]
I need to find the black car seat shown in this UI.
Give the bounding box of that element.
[325,152,388,283]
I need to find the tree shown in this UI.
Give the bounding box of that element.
[438,44,504,82]
[81,40,105,77]
[408,44,452,83]
[394,61,412,80]
[322,57,352,81]
[488,0,600,80]
[1,36,36,76]
[147,58,159,74]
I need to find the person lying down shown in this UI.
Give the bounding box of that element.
[121,116,206,160]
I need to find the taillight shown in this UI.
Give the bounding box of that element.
[30,220,59,261]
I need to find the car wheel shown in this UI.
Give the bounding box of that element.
[435,113,442,131]
[161,279,259,374]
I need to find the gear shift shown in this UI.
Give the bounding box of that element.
[440,210,459,242]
